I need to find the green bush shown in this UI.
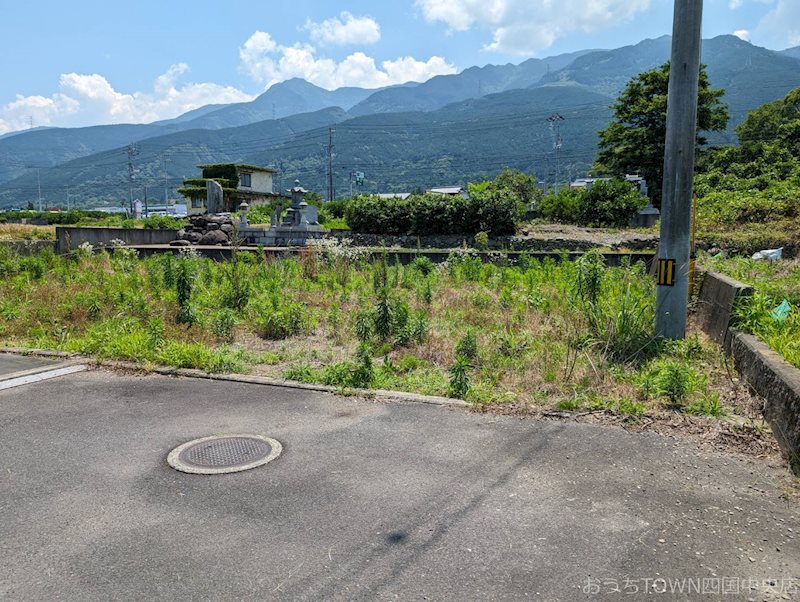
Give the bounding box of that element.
[537,187,582,223]
[142,215,186,230]
[344,191,520,236]
[578,179,647,228]
[538,179,647,227]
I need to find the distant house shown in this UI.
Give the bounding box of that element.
[426,186,469,198]
[179,163,283,215]
[570,174,649,197]
[377,193,412,200]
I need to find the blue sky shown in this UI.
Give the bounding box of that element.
[0,0,797,133]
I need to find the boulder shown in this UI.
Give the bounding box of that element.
[176,229,186,239]
[198,230,229,246]
[185,231,203,243]
[220,224,234,234]
[206,222,220,231]
[169,239,191,247]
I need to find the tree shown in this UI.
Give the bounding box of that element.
[696,86,800,193]
[593,62,728,206]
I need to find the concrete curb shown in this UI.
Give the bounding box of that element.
[696,271,800,475]
[730,331,800,475]
[0,347,469,409]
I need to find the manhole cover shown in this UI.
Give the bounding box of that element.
[168,434,282,475]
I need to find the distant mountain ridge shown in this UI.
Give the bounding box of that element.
[1,35,799,207]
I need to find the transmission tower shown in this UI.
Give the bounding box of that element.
[547,113,564,192]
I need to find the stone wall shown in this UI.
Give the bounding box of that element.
[329,231,657,252]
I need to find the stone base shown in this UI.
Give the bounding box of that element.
[240,225,328,246]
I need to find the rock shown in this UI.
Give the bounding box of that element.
[198,230,229,246]
[169,239,191,247]
[220,224,234,234]
[206,222,220,231]
[185,231,203,243]
[176,229,186,239]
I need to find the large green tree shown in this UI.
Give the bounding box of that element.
[593,62,729,206]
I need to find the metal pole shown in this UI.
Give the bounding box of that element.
[327,128,335,202]
[163,155,169,203]
[655,0,703,339]
[36,169,42,211]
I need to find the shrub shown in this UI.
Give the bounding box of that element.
[538,179,647,227]
[455,331,478,361]
[344,191,520,236]
[578,179,648,228]
[538,187,582,223]
[448,355,471,399]
[256,301,308,339]
[142,215,186,230]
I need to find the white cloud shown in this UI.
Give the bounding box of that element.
[239,31,456,89]
[0,64,252,134]
[729,0,743,9]
[755,0,800,48]
[415,0,651,55]
[305,12,381,46]
[733,29,751,41]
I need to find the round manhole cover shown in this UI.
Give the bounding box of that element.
[168,435,282,475]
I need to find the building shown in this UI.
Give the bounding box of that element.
[179,163,283,215]
[570,174,649,197]
[377,193,411,200]
[426,186,469,198]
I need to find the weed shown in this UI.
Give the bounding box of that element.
[448,355,471,399]
[455,331,479,362]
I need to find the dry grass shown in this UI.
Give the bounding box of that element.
[0,223,55,240]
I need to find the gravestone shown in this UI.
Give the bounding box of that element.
[206,180,224,215]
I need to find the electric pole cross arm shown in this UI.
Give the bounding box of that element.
[655,0,703,340]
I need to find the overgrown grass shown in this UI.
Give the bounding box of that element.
[0,244,738,418]
[706,255,800,369]
[0,224,55,240]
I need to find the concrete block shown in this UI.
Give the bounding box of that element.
[731,331,800,475]
[696,270,752,347]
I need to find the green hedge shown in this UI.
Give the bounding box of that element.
[538,179,647,228]
[344,191,520,236]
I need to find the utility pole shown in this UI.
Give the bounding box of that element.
[655,0,704,339]
[548,114,564,192]
[126,144,139,214]
[144,186,149,218]
[327,128,335,202]
[36,168,42,211]
[162,155,170,203]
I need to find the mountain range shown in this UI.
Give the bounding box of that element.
[1,34,798,208]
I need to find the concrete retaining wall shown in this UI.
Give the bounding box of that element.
[697,270,800,475]
[56,227,178,254]
[329,230,658,252]
[695,271,752,348]
[730,332,800,474]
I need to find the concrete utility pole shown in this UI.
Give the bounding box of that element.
[36,168,42,211]
[126,144,139,214]
[162,155,170,203]
[327,128,335,202]
[655,0,704,339]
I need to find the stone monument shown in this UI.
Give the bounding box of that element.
[239,180,328,246]
[206,180,224,215]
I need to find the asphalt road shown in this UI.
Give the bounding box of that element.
[0,353,56,377]
[0,369,797,601]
